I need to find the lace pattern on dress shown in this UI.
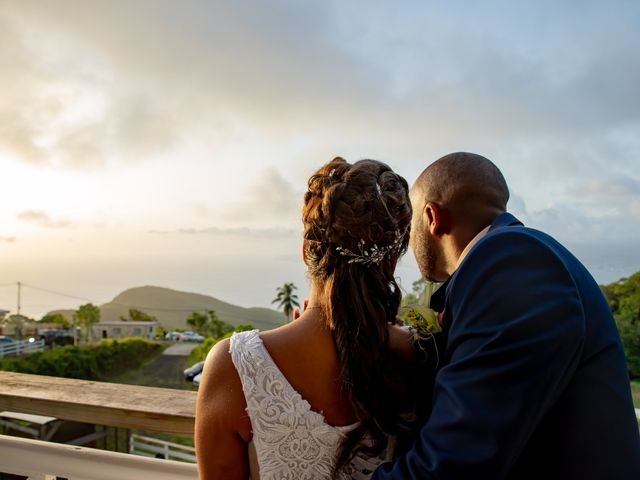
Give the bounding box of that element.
[229,330,389,479]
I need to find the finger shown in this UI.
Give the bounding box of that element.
[293,307,300,320]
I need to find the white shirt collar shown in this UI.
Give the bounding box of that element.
[455,225,491,270]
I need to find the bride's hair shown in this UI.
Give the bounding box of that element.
[302,157,419,475]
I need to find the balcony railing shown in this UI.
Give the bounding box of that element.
[1,371,638,479]
[0,339,45,358]
[0,371,198,479]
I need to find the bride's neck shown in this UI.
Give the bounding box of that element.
[305,283,324,310]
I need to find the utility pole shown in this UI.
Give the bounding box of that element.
[16,281,22,340]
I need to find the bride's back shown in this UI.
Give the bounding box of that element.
[195,158,420,480]
[258,312,356,426]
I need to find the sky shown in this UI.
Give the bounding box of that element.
[1,0,639,319]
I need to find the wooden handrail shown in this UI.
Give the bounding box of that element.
[0,371,196,435]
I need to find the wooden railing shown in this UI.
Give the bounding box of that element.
[0,371,198,479]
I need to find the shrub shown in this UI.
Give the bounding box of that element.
[188,324,255,363]
[0,338,163,380]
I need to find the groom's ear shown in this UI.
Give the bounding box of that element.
[425,202,449,237]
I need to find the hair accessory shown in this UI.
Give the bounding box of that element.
[336,228,407,266]
[329,168,336,178]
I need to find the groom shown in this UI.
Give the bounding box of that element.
[373,153,640,479]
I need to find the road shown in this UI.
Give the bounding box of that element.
[108,342,200,390]
[163,342,199,356]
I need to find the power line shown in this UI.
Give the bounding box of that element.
[19,282,208,314]
[21,283,100,304]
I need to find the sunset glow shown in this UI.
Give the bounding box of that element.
[1,0,639,318]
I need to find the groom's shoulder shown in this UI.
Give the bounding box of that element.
[468,223,568,270]
[450,223,585,301]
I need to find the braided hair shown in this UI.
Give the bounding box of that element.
[302,157,421,476]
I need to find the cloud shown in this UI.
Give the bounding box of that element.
[17,210,72,229]
[630,201,640,222]
[149,226,298,238]
[1,0,639,288]
[2,0,639,175]
[222,168,303,225]
[0,7,179,170]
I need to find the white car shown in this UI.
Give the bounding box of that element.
[165,331,204,342]
[179,331,205,343]
[193,372,202,387]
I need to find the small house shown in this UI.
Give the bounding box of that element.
[92,321,158,340]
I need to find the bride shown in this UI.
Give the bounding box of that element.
[195,157,431,479]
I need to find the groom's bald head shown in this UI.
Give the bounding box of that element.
[410,152,509,281]
[411,152,509,230]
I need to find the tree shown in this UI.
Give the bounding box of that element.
[601,272,640,377]
[186,312,208,335]
[235,324,255,333]
[412,277,427,295]
[186,310,234,338]
[272,282,300,321]
[155,325,168,339]
[4,314,31,339]
[120,308,157,322]
[74,303,100,344]
[40,313,71,329]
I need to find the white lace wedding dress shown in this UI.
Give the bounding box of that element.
[229,330,393,480]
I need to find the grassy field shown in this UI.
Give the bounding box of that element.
[632,381,640,409]
[104,345,197,450]
[107,348,196,391]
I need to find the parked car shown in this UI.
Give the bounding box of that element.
[165,331,182,341]
[38,330,74,347]
[184,361,205,381]
[193,372,202,387]
[180,331,204,343]
[165,331,204,343]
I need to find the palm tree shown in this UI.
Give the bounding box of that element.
[272,283,300,321]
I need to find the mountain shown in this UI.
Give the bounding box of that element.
[49,286,287,331]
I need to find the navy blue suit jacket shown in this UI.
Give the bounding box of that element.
[373,213,640,479]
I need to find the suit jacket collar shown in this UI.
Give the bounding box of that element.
[488,211,523,233]
[429,212,523,313]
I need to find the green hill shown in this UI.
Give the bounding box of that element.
[50,286,286,332]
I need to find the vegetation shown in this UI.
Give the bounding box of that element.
[156,325,168,339]
[272,282,300,321]
[186,309,234,338]
[631,381,640,409]
[39,312,71,328]
[401,277,430,307]
[3,314,32,339]
[189,324,255,364]
[601,272,640,379]
[74,303,101,343]
[0,338,163,380]
[120,308,157,322]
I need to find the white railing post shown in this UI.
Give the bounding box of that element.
[0,434,198,480]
